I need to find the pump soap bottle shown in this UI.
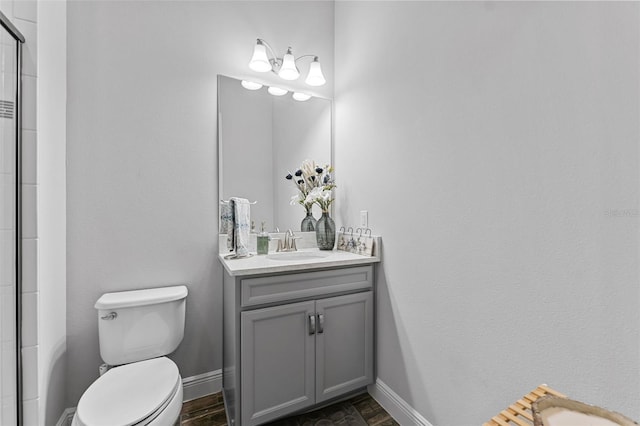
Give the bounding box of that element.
[257,222,269,255]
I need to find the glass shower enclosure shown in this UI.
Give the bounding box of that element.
[0,10,24,426]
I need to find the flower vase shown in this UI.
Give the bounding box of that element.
[301,206,317,232]
[315,211,335,250]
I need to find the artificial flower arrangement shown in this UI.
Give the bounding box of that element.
[286,159,336,213]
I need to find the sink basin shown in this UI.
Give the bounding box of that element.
[266,251,331,261]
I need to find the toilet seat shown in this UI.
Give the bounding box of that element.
[74,357,181,426]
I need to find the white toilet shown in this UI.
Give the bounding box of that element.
[72,285,188,426]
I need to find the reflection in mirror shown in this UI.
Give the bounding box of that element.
[218,75,332,233]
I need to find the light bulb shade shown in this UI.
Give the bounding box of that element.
[278,48,300,80]
[241,80,263,90]
[305,57,326,86]
[267,86,288,96]
[292,92,311,101]
[249,42,272,73]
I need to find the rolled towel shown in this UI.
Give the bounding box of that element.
[230,197,251,256]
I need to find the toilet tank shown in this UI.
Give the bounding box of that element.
[95,285,188,366]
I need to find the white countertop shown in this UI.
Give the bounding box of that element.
[218,248,380,277]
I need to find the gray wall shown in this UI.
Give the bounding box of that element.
[38,2,68,425]
[66,0,334,408]
[334,2,639,424]
[65,1,640,423]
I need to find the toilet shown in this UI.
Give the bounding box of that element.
[72,285,188,426]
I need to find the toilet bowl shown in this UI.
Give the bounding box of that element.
[72,286,188,426]
[72,357,183,426]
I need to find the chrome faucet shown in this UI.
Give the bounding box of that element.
[277,229,300,252]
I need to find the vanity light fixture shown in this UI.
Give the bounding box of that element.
[248,38,326,87]
[241,80,263,90]
[278,48,300,81]
[267,86,288,96]
[292,92,311,101]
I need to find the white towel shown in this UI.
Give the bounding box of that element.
[230,197,251,256]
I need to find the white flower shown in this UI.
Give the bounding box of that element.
[305,187,323,204]
[290,194,302,205]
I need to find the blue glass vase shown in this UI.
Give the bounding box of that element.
[315,211,335,250]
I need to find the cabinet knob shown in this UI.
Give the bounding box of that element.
[317,313,324,334]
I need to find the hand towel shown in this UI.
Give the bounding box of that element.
[230,197,251,256]
[220,201,233,239]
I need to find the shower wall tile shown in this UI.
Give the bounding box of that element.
[22,398,38,426]
[14,18,35,77]
[1,395,16,426]
[21,130,36,184]
[21,345,37,400]
[12,0,34,23]
[1,341,16,396]
[21,291,37,347]
[0,122,16,175]
[0,182,15,230]
[21,75,36,131]
[0,230,15,287]
[21,184,36,238]
[0,286,15,342]
[21,238,36,293]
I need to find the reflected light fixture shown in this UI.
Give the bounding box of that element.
[267,86,288,96]
[292,92,311,102]
[241,80,263,90]
[305,57,326,87]
[248,38,326,87]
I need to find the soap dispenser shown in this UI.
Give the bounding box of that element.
[257,222,270,255]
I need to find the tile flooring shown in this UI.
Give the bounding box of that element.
[180,392,399,426]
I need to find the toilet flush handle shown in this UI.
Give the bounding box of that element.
[101,312,118,320]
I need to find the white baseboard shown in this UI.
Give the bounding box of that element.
[182,369,222,402]
[56,369,222,426]
[367,378,434,426]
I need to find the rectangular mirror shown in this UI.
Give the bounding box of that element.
[218,75,332,233]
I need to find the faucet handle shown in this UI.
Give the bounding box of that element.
[273,238,283,252]
[290,237,302,251]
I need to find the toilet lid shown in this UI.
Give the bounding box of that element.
[76,357,180,426]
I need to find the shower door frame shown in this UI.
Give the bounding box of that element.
[0,9,25,425]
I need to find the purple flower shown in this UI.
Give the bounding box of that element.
[285,173,293,180]
[295,169,303,177]
[315,167,323,174]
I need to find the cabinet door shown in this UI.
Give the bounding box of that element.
[315,291,374,403]
[241,300,316,425]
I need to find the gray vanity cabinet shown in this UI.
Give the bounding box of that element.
[240,300,316,425]
[315,291,373,403]
[223,265,375,426]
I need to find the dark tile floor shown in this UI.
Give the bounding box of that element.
[180,392,399,426]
